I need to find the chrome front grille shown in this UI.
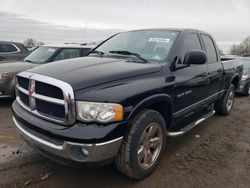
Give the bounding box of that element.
[16,72,75,125]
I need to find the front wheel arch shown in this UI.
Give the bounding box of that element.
[127,94,173,129]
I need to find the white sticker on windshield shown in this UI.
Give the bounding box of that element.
[48,48,56,53]
[149,38,170,43]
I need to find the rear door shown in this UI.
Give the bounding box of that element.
[201,34,223,100]
[173,33,208,115]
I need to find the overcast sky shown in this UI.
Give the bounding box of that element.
[0,0,250,53]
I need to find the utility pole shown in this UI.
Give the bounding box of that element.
[82,22,88,43]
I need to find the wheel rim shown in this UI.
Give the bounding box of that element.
[226,90,234,112]
[137,123,163,169]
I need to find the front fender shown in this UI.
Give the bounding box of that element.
[127,94,174,121]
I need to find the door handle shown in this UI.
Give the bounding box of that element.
[200,73,208,77]
[217,69,223,73]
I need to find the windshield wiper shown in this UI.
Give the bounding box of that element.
[24,59,35,63]
[89,50,105,57]
[109,50,149,63]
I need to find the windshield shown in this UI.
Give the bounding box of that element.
[92,30,179,62]
[24,46,59,64]
[241,59,250,69]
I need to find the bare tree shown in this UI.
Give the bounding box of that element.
[230,44,238,55]
[241,36,250,56]
[23,38,37,48]
[230,36,250,56]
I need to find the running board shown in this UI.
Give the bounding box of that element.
[167,110,215,137]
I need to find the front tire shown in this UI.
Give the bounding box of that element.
[115,109,166,180]
[215,84,235,116]
[243,82,250,96]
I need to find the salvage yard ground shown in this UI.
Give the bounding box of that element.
[0,97,250,188]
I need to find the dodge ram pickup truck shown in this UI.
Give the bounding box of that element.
[12,29,243,180]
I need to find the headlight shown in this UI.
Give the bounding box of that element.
[241,74,249,81]
[76,101,123,123]
[0,72,11,80]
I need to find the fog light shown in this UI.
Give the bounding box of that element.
[81,148,89,157]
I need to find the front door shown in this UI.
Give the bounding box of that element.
[173,33,208,116]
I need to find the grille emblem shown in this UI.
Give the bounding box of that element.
[29,79,36,110]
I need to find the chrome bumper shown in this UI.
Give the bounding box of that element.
[13,117,123,163]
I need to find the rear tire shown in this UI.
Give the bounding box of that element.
[215,84,235,116]
[115,109,166,180]
[243,83,250,96]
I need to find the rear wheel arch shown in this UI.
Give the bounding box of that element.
[230,75,240,90]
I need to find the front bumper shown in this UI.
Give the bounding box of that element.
[0,79,14,98]
[12,101,125,164]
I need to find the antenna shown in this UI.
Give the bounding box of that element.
[82,22,88,42]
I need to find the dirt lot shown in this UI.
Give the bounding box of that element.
[0,96,250,188]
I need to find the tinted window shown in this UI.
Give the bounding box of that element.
[180,34,202,63]
[0,44,4,53]
[0,43,19,53]
[81,48,91,56]
[54,48,81,61]
[94,30,179,62]
[201,35,218,63]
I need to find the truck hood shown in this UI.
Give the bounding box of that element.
[0,61,37,73]
[28,56,162,90]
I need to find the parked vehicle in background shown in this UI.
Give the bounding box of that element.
[236,57,250,95]
[0,43,95,98]
[0,41,29,61]
[12,29,242,180]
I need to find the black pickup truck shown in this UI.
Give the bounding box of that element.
[12,29,243,180]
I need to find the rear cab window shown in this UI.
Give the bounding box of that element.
[201,35,218,63]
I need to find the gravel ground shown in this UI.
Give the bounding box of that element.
[0,96,250,188]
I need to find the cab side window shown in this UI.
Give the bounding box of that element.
[54,48,81,61]
[179,34,202,63]
[201,35,218,63]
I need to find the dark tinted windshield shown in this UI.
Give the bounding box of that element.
[93,30,179,62]
[24,46,59,64]
[241,59,250,69]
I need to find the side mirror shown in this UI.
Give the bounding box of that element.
[183,50,207,65]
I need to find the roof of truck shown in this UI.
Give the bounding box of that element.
[43,43,96,49]
[126,28,210,35]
